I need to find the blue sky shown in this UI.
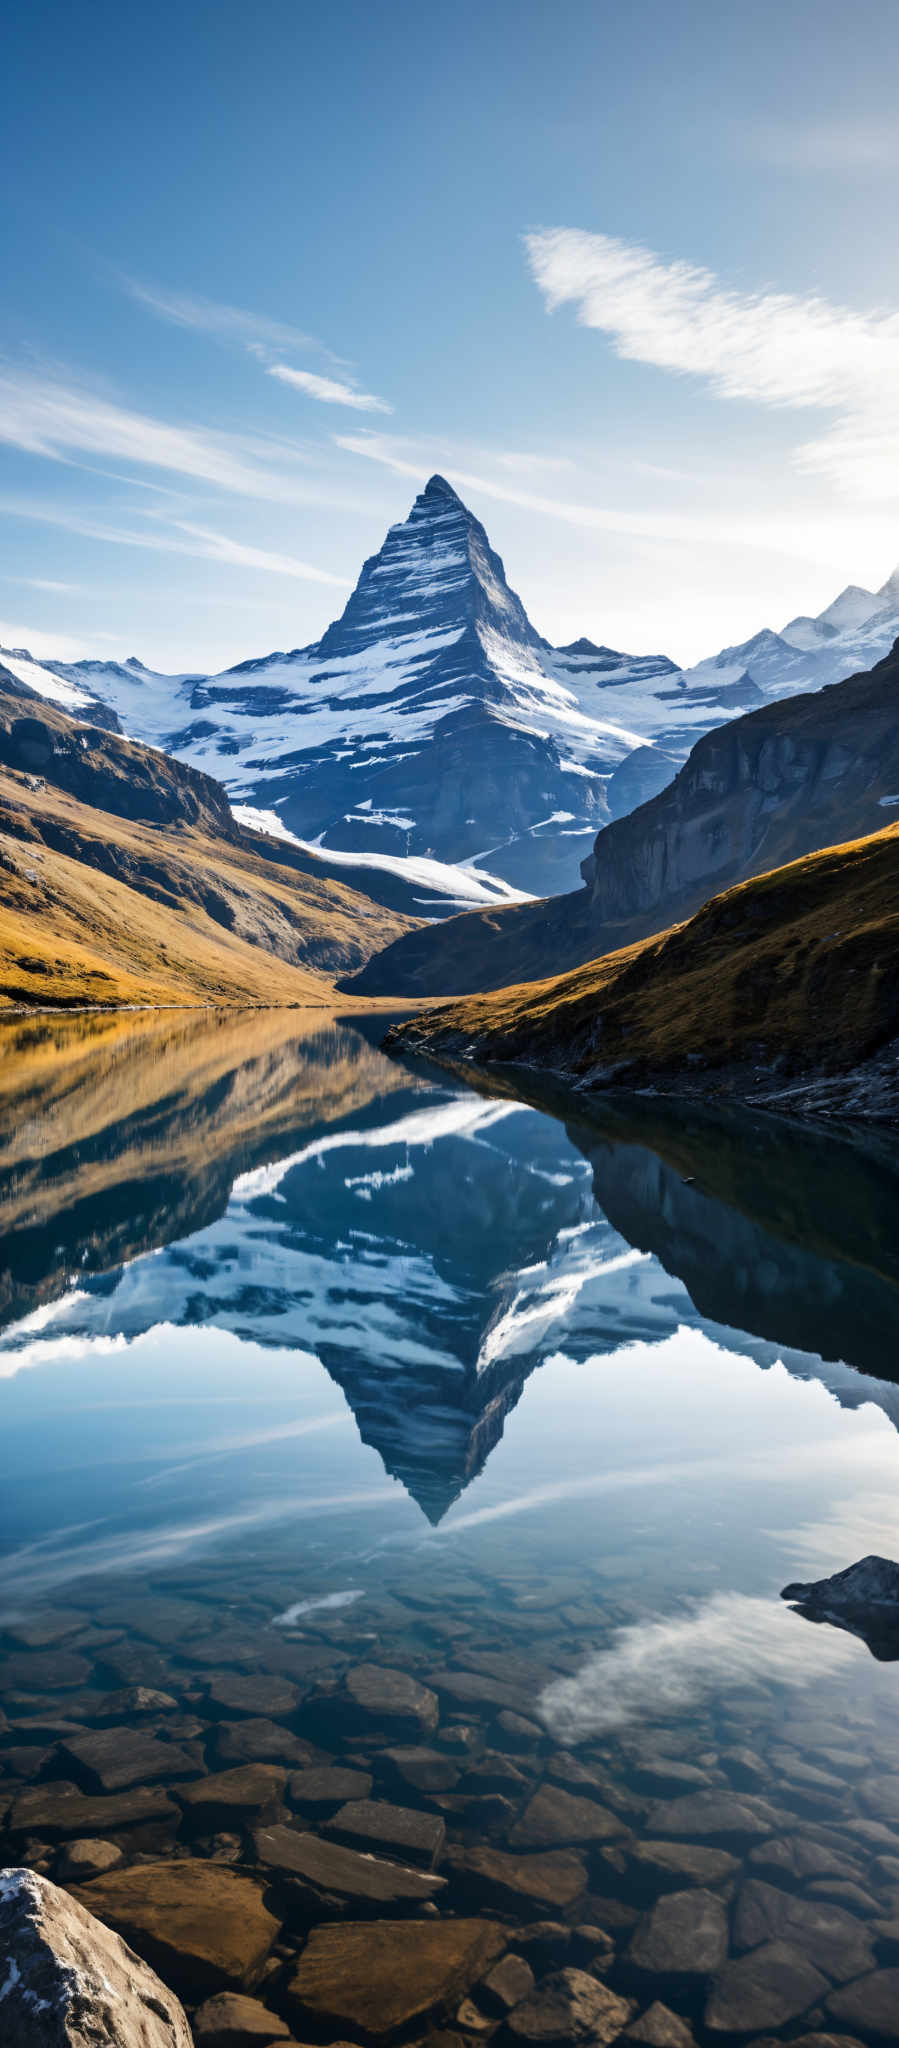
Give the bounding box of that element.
[4,0,899,671]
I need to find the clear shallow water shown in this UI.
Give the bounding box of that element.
[2,1010,899,2040]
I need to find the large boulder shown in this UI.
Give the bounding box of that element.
[0,1864,192,2046]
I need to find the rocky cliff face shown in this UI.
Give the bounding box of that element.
[580,635,899,943]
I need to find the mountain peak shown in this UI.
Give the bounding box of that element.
[421,473,461,503]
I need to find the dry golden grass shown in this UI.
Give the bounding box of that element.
[391,821,899,1085]
[0,769,414,1009]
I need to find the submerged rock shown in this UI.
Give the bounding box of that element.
[705,1940,830,2034]
[628,1888,729,1978]
[0,1864,192,2046]
[192,1990,294,2044]
[71,1857,280,1998]
[252,1823,446,1905]
[342,1663,439,1738]
[286,1916,507,2039]
[505,1967,634,2044]
[782,1555,899,1660]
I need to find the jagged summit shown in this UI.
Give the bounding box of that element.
[421,472,462,502]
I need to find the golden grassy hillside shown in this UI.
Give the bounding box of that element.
[388,822,899,1095]
[0,1007,411,1326]
[0,763,413,1009]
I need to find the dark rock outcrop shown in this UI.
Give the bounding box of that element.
[782,1555,899,1659]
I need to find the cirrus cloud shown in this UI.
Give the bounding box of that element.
[525,228,899,503]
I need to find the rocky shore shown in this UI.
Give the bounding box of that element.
[2,1557,899,2047]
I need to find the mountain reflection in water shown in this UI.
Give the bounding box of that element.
[1,1011,899,1534]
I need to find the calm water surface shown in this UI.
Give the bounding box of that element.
[2,1009,899,2042]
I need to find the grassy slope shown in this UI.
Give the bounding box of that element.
[0,768,413,1009]
[388,822,899,1093]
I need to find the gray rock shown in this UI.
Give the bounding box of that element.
[447,1842,588,1910]
[627,1839,740,1889]
[214,1719,320,1769]
[629,1889,728,1977]
[625,2003,696,2048]
[497,1710,543,1748]
[54,1838,122,1881]
[207,1674,304,1720]
[252,1824,445,1904]
[289,1765,373,1808]
[509,1783,624,1850]
[343,1663,438,1737]
[748,1834,862,1884]
[505,1967,634,2044]
[827,1968,899,2039]
[380,1746,460,1794]
[8,1780,178,1839]
[0,1864,193,2046]
[326,1795,446,1868]
[706,1941,831,2033]
[481,1953,536,2013]
[178,1765,288,1829]
[782,1556,899,1659]
[647,1791,784,1840]
[192,1990,294,2044]
[733,1878,876,1981]
[58,1725,196,1793]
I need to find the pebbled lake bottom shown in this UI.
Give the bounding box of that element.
[1,1008,899,2046]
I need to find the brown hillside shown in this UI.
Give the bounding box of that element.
[0,687,414,1008]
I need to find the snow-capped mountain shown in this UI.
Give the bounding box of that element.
[5,476,899,898]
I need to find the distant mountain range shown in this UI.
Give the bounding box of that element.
[5,475,899,900]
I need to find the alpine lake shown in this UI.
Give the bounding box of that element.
[2,1007,899,2048]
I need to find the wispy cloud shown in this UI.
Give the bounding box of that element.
[750,118,899,174]
[0,366,333,503]
[334,429,888,567]
[125,279,391,411]
[123,279,324,357]
[2,500,348,586]
[538,1590,856,1738]
[269,363,392,414]
[525,229,899,504]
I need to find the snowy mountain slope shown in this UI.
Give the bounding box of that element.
[5,479,899,898]
[1,481,662,895]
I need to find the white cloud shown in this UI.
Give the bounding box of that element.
[537,1590,857,1738]
[0,367,325,504]
[269,363,392,414]
[525,228,899,503]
